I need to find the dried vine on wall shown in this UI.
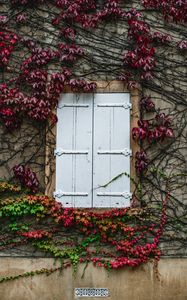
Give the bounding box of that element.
[0,0,187,281]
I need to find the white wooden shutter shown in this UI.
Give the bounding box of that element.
[55,94,93,207]
[93,93,131,207]
[55,93,131,208]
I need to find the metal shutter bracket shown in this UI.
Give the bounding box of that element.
[54,149,89,156]
[97,148,132,156]
[97,192,132,199]
[97,103,132,109]
[58,103,90,108]
[54,190,88,198]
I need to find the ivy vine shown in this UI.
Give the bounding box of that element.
[0,0,186,283]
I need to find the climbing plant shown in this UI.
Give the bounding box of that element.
[0,0,186,282]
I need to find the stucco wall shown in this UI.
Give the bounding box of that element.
[0,258,186,300]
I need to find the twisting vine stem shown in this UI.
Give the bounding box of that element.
[0,0,186,282]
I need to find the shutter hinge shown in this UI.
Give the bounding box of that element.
[97,103,132,109]
[54,190,88,198]
[54,148,89,156]
[97,192,132,199]
[97,148,132,156]
[59,103,89,108]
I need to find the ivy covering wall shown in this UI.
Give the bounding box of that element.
[0,0,186,282]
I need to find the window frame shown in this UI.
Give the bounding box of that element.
[45,81,140,208]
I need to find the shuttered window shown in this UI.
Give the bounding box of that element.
[55,93,132,208]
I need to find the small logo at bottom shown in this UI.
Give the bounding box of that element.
[75,288,109,298]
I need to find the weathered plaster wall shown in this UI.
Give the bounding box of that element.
[0,258,186,300]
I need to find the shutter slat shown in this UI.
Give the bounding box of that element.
[93,93,131,208]
[56,94,93,207]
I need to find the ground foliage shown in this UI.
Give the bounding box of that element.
[0,0,187,282]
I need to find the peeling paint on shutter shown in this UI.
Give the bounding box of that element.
[55,93,131,208]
